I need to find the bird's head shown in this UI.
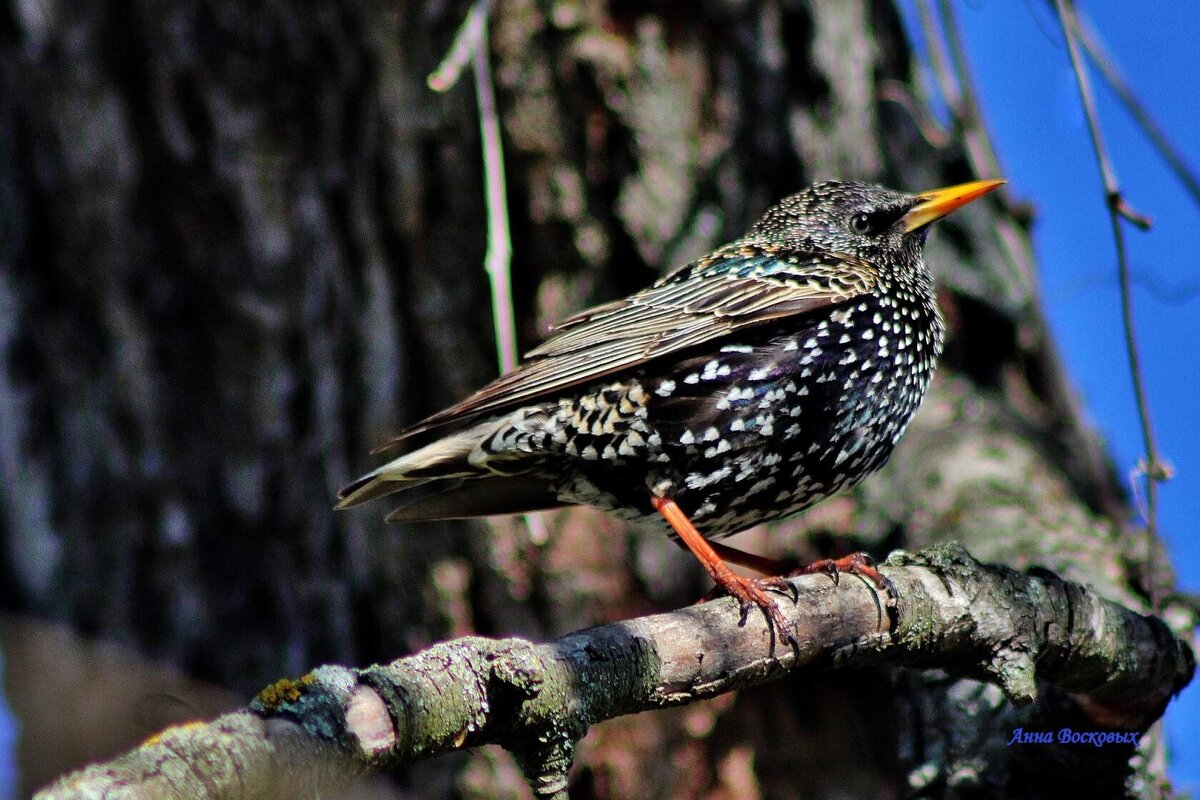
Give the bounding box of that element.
[750,179,1004,271]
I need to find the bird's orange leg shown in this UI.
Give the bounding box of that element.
[707,540,788,576]
[651,496,797,647]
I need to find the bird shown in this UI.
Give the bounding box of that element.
[337,178,1004,645]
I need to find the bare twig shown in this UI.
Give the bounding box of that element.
[428,1,552,572]
[426,0,493,93]
[471,13,520,375]
[1073,11,1200,210]
[35,545,1194,800]
[915,0,960,112]
[936,0,1002,177]
[916,0,955,107]
[1054,0,1167,606]
[877,80,951,150]
[906,0,1128,522]
[919,0,1039,293]
[428,0,519,374]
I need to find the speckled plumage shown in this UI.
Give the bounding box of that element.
[338,179,1002,639]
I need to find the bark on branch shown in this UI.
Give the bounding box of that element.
[36,544,1194,800]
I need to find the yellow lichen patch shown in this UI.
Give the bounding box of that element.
[141,719,207,747]
[255,677,308,709]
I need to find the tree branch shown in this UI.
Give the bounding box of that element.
[1054,0,1167,612]
[36,544,1194,800]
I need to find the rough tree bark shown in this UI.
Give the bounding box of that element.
[35,545,1194,800]
[0,1,1190,798]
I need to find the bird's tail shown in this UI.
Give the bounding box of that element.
[335,418,564,520]
[335,423,491,509]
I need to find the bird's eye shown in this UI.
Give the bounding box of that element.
[850,212,873,234]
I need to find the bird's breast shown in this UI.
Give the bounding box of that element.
[633,292,943,536]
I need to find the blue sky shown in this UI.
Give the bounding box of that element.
[899,0,1200,788]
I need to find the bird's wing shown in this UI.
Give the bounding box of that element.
[384,243,877,446]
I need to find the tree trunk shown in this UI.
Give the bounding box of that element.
[0,0,1180,797]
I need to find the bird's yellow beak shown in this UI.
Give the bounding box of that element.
[901,179,1005,233]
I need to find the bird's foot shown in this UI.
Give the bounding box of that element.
[793,552,896,597]
[650,495,799,648]
[709,570,799,648]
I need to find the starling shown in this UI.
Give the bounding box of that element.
[337,179,1004,644]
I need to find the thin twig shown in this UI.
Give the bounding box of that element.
[426,0,493,93]
[936,0,1005,180]
[1073,11,1200,211]
[877,81,951,150]
[932,0,1044,303]
[471,11,520,374]
[1054,0,1166,607]
[430,2,553,559]
[915,0,960,112]
[913,0,1136,525]
[427,0,519,382]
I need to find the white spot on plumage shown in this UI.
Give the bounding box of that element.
[726,386,755,402]
[704,439,732,458]
[747,477,775,496]
[685,466,731,489]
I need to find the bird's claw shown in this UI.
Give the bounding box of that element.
[793,552,895,596]
[718,573,799,648]
[756,574,800,603]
